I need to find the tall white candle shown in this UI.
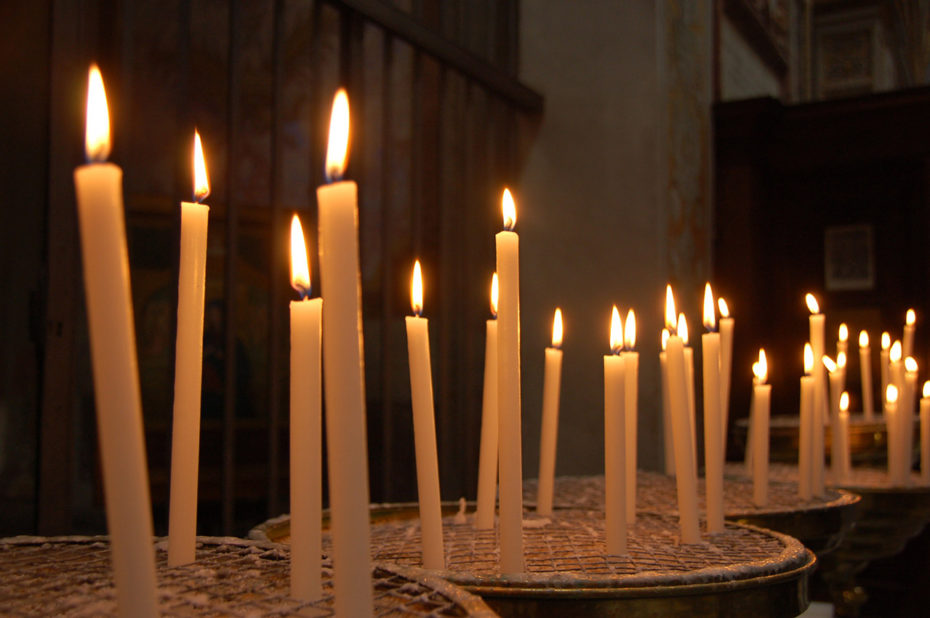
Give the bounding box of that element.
[824,356,843,481]
[717,298,734,450]
[405,261,445,569]
[623,309,638,522]
[902,357,918,486]
[921,381,930,484]
[496,188,524,574]
[880,332,891,410]
[903,309,916,360]
[316,89,373,616]
[837,323,848,359]
[475,274,499,530]
[665,287,700,543]
[886,385,900,483]
[837,351,848,401]
[168,131,210,568]
[799,344,814,500]
[74,66,158,617]
[806,294,826,497]
[889,342,905,485]
[288,215,323,600]
[701,284,724,534]
[537,308,564,517]
[751,350,771,507]
[680,314,698,471]
[660,329,674,476]
[836,393,851,483]
[859,331,874,420]
[604,306,628,555]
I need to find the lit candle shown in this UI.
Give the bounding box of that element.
[886,385,900,483]
[288,215,323,600]
[903,309,916,360]
[405,260,445,569]
[660,329,674,476]
[920,381,930,485]
[806,294,826,497]
[496,188,524,573]
[701,284,724,533]
[717,298,734,450]
[475,273,499,530]
[604,306,628,555]
[751,350,771,507]
[836,392,851,484]
[837,323,848,359]
[316,88,373,615]
[799,344,815,500]
[680,313,697,471]
[168,130,211,568]
[623,309,638,522]
[73,65,158,617]
[837,351,848,398]
[823,356,843,481]
[536,308,564,517]
[665,287,700,543]
[902,356,918,486]
[880,332,891,409]
[859,331,874,420]
[890,341,904,411]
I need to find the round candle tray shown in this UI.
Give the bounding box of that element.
[0,535,495,616]
[523,470,860,558]
[254,506,815,617]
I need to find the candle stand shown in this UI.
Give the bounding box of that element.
[253,505,815,617]
[0,535,494,616]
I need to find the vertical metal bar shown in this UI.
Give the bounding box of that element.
[222,0,241,536]
[267,0,285,519]
[379,33,394,499]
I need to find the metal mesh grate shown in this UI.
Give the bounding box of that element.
[733,461,926,489]
[523,470,857,515]
[0,536,494,616]
[336,511,808,589]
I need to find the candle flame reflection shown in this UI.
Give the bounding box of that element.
[624,309,636,350]
[703,283,715,331]
[85,65,110,163]
[804,343,814,374]
[609,306,623,355]
[193,130,210,202]
[661,328,669,352]
[501,188,516,231]
[490,273,499,318]
[678,313,689,345]
[325,88,350,182]
[552,308,563,348]
[411,260,423,316]
[289,214,311,298]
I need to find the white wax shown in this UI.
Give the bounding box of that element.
[921,397,930,484]
[810,314,826,497]
[623,351,639,521]
[660,351,675,476]
[536,347,563,516]
[495,229,524,573]
[836,409,850,484]
[880,348,890,411]
[701,332,723,533]
[828,371,844,480]
[902,372,918,486]
[890,359,906,485]
[684,347,697,471]
[666,335,700,543]
[904,323,916,360]
[405,316,445,569]
[604,354,627,555]
[718,317,734,449]
[168,200,209,567]
[317,180,373,616]
[475,319,498,529]
[860,346,874,420]
[289,298,323,600]
[798,375,814,500]
[74,163,158,617]
[886,395,899,484]
[751,383,771,507]
[744,393,755,472]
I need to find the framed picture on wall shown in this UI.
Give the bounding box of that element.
[824,223,875,291]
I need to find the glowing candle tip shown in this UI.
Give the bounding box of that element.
[805,293,820,314]
[859,330,869,347]
[703,283,716,331]
[411,260,423,316]
[85,64,111,163]
[325,88,350,182]
[609,306,623,354]
[552,308,563,348]
[289,214,311,298]
[489,273,499,318]
[501,188,516,231]
[193,130,210,202]
[624,309,636,350]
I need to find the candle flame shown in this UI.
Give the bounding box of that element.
[805,293,820,315]
[906,356,918,373]
[859,330,869,347]
[289,214,311,298]
[823,356,837,373]
[887,384,899,404]
[923,381,930,398]
[501,188,516,231]
[891,340,902,362]
[193,130,210,202]
[678,313,689,345]
[490,273,498,318]
[840,392,849,412]
[665,285,676,332]
[754,349,768,383]
[703,283,716,331]
[85,64,111,163]
[837,351,847,369]
[804,343,814,374]
[609,306,623,354]
[661,328,669,351]
[325,88,350,182]
[838,323,848,342]
[718,297,730,318]
[907,308,916,326]
[411,260,423,316]
[552,308,563,348]
[624,309,636,350]
[882,332,891,350]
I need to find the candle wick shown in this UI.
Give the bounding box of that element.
[294,283,311,300]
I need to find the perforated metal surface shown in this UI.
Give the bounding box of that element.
[727,462,926,490]
[0,536,495,617]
